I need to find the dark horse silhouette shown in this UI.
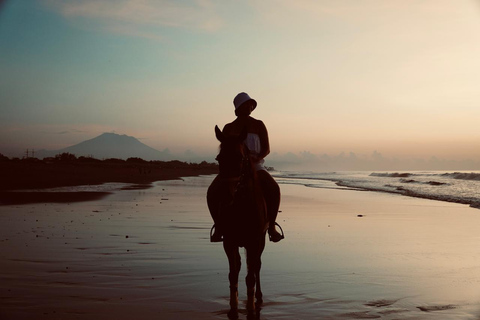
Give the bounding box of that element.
[213,125,269,319]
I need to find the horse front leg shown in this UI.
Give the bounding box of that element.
[245,243,262,314]
[255,269,263,305]
[224,241,240,318]
[255,233,266,305]
[245,268,256,314]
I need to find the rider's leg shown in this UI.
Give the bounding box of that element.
[257,170,283,242]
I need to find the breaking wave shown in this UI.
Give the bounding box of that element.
[441,172,480,181]
[274,171,480,210]
[399,179,447,186]
[370,172,413,178]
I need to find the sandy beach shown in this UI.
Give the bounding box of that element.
[1,175,480,319]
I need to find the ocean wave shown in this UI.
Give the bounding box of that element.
[441,172,480,181]
[399,179,418,183]
[384,184,408,192]
[399,179,447,186]
[427,181,447,186]
[275,171,480,210]
[339,180,475,208]
[370,172,412,178]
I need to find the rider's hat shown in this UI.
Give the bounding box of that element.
[233,92,257,111]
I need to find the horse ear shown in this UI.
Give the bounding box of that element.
[238,126,248,142]
[215,125,224,142]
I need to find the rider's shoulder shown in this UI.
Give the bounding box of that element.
[252,118,266,131]
[224,117,265,135]
[244,116,264,128]
[253,118,265,126]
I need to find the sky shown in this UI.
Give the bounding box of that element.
[1,0,480,170]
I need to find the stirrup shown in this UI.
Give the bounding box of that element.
[210,224,223,242]
[269,222,285,243]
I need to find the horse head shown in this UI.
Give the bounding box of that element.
[215,125,250,180]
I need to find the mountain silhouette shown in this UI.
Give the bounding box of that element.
[36,133,171,160]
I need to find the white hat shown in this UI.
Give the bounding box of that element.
[233,92,257,111]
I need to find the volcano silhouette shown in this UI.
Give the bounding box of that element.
[36,133,171,160]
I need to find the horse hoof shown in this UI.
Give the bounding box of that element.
[246,297,256,313]
[227,308,239,320]
[246,309,257,320]
[229,290,238,311]
[255,291,263,305]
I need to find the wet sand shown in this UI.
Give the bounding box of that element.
[0,191,112,205]
[1,175,480,319]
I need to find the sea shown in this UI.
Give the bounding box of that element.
[272,171,480,209]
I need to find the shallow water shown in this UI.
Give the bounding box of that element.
[1,175,480,319]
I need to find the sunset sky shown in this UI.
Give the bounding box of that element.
[1,1,480,168]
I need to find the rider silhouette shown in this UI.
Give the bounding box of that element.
[207,92,283,243]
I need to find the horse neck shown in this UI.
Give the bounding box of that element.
[237,157,263,201]
[219,145,258,198]
[238,148,257,185]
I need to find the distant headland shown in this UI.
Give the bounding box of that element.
[0,152,218,191]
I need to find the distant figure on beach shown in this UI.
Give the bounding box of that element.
[207,92,283,243]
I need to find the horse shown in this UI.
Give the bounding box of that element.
[212,125,269,319]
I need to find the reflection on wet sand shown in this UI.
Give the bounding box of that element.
[0,191,111,205]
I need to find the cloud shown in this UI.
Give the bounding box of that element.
[44,129,86,135]
[43,0,224,39]
[248,0,474,34]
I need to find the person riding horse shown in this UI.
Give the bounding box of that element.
[207,92,284,243]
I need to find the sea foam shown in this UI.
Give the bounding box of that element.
[274,171,480,209]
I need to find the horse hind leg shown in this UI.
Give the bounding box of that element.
[245,273,256,314]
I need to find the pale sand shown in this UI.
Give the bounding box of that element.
[1,175,480,319]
